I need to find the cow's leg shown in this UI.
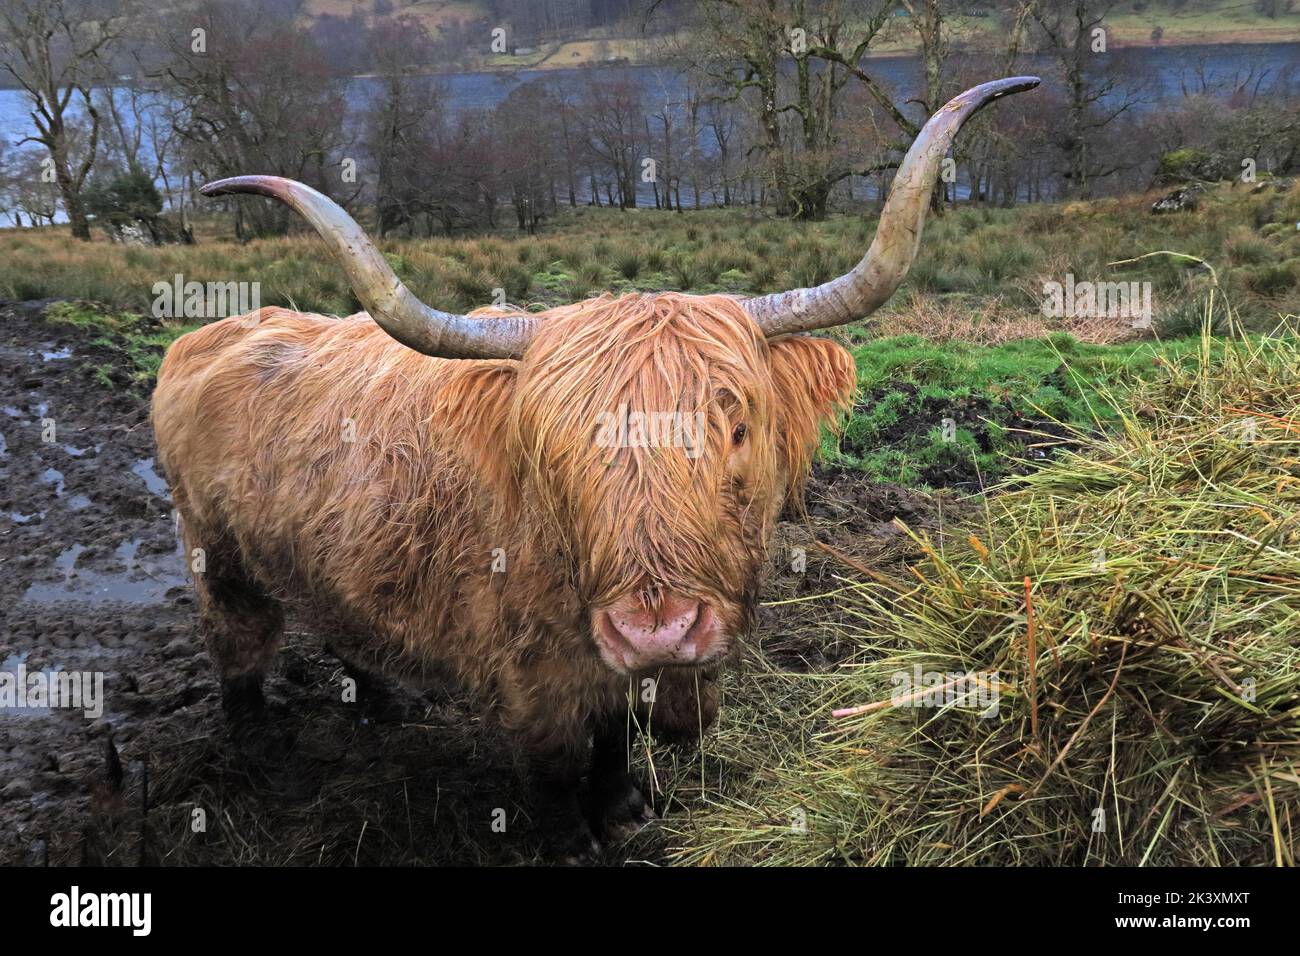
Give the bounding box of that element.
[587,712,656,843]
[496,655,604,861]
[528,740,602,863]
[189,533,284,721]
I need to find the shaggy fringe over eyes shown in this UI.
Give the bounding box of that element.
[510,293,780,610]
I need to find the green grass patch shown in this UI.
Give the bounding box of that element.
[45,300,200,386]
[827,333,1212,488]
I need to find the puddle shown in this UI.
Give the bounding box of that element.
[61,444,89,457]
[37,464,91,507]
[0,431,6,459]
[3,403,50,423]
[131,458,170,498]
[51,543,82,573]
[39,467,66,497]
[8,511,42,524]
[40,347,73,361]
[21,540,186,605]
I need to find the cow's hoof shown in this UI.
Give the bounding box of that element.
[220,673,266,723]
[590,778,657,844]
[548,822,604,866]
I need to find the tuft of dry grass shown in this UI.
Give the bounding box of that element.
[873,289,1144,346]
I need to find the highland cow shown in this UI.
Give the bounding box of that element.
[151,78,1038,858]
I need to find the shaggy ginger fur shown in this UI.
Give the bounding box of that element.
[152,292,854,799]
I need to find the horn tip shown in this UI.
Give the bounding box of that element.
[998,75,1042,96]
[199,175,285,199]
[945,75,1042,114]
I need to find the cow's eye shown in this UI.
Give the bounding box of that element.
[732,423,748,446]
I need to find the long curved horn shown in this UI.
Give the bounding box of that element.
[744,76,1041,337]
[199,176,541,359]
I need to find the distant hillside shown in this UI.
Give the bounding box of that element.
[305,0,486,32]
[298,0,1300,74]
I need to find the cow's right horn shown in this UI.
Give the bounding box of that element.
[199,176,540,360]
[743,76,1041,338]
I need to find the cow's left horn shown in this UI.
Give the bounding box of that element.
[744,76,1040,337]
[199,176,541,359]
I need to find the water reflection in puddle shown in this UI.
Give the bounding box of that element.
[131,458,169,498]
[39,467,65,496]
[21,540,186,604]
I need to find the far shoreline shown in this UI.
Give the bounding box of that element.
[0,31,1297,92]
[342,32,1300,84]
[452,28,1300,76]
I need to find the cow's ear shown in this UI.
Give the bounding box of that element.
[766,336,856,506]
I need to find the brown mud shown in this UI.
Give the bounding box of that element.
[0,300,957,866]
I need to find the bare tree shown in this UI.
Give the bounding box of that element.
[363,14,447,237]
[1027,0,1146,198]
[94,83,182,217]
[660,0,914,220]
[901,0,951,121]
[645,86,682,210]
[154,0,349,237]
[96,86,146,172]
[0,140,14,226]
[552,78,586,207]
[0,0,134,239]
[495,81,563,232]
[703,89,741,206]
[6,148,62,226]
[581,76,646,209]
[900,0,980,207]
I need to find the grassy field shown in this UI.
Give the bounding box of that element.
[1098,0,1300,45]
[6,182,1296,326]
[5,177,1298,487]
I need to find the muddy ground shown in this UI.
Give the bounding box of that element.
[0,300,958,866]
[841,382,1077,490]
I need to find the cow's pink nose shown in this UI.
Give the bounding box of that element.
[592,593,721,672]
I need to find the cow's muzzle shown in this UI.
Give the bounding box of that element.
[592,592,724,673]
